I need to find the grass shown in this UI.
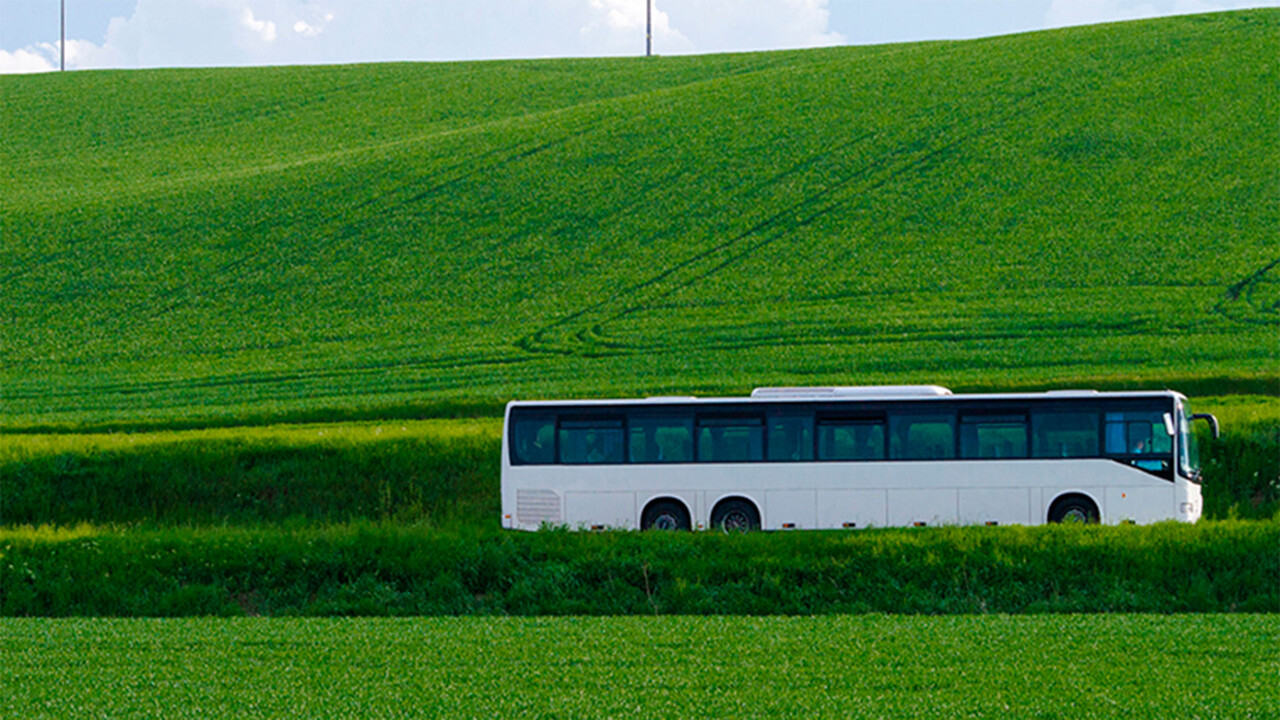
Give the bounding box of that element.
[1196,396,1280,518]
[0,418,502,527]
[2,11,1277,428]
[3,615,1277,718]
[3,521,1275,616]
[4,18,1276,712]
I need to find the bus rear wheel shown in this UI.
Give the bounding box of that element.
[1048,495,1099,524]
[711,499,760,533]
[641,500,691,531]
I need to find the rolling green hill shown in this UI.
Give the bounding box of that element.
[2,10,1276,427]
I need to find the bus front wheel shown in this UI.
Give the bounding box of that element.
[1048,495,1099,524]
[641,500,691,531]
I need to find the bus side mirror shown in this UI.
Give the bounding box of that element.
[1191,413,1220,439]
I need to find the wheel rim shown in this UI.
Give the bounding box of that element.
[1063,507,1089,523]
[720,510,751,533]
[652,513,679,530]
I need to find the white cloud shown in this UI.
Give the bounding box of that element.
[241,8,277,43]
[0,37,124,73]
[581,0,693,54]
[0,47,55,74]
[655,0,844,55]
[579,0,845,56]
[294,20,322,37]
[45,38,131,69]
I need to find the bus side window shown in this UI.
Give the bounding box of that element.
[559,419,625,464]
[513,418,555,464]
[629,416,694,463]
[1031,412,1099,458]
[817,420,885,461]
[889,414,956,460]
[768,415,814,462]
[1104,410,1173,474]
[959,414,1028,459]
[1104,412,1171,455]
[1148,422,1172,454]
[697,417,764,463]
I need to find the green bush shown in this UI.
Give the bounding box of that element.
[1201,426,1280,519]
[3,521,1275,617]
[0,421,500,527]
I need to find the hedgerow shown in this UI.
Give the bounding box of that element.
[2,521,1275,617]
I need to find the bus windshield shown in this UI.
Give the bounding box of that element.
[1179,401,1200,479]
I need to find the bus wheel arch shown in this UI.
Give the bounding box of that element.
[1048,493,1100,524]
[641,497,692,531]
[710,497,762,533]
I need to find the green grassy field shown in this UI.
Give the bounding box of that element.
[4,615,1277,718]
[3,18,1278,712]
[2,11,1276,427]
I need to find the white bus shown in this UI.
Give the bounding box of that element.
[500,386,1219,531]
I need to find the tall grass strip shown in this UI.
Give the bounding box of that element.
[2,522,1275,617]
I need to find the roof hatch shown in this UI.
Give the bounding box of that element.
[750,385,953,399]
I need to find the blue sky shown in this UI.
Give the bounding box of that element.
[2,0,1276,73]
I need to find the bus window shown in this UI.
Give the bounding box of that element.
[513,418,555,464]
[1104,412,1172,456]
[559,419,625,464]
[1032,412,1099,458]
[629,415,694,463]
[960,414,1028,459]
[767,415,814,462]
[889,414,956,460]
[817,419,885,461]
[1104,410,1172,475]
[698,417,764,463]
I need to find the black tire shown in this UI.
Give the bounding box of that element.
[641,500,691,531]
[711,499,761,533]
[1048,495,1100,524]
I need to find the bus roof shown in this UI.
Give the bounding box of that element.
[505,387,1187,410]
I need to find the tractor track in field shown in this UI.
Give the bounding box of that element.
[4,124,618,404]
[1,349,534,403]
[1212,256,1280,326]
[515,85,1053,360]
[144,130,587,322]
[513,33,1250,362]
[43,122,605,368]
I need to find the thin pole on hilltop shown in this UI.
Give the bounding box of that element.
[646,0,651,57]
[60,0,66,71]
